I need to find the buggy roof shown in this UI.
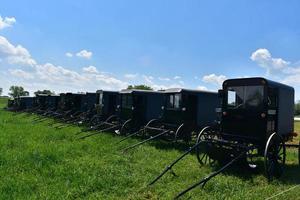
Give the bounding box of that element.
[223,77,294,92]
[96,90,118,94]
[164,88,217,94]
[65,93,86,96]
[19,96,34,98]
[119,89,164,94]
[36,94,59,97]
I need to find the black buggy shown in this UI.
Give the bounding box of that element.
[76,90,119,134]
[15,96,36,111]
[121,88,219,152]
[48,93,85,121]
[89,90,119,126]
[150,77,300,199]
[80,89,164,139]
[28,94,60,122]
[144,88,219,142]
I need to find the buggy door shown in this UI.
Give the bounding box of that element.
[184,94,197,126]
[133,95,146,126]
[163,93,183,124]
[120,94,133,120]
[107,94,117,116]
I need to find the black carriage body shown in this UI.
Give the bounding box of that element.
[7,99,15,108]
[81,93,97,112]
[96,90,119,117]
[71,93,86,112]
[18,96,35,109]
[45,95,60,109]
[119,90,164,125]
[58,93,84,111]
[35,94,49,109]
[221,77,294,145]
[162,88,219,128]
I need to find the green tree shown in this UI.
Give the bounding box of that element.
[34,90,55,96]
[295,101,300,116]
[9,86,29,98]
[0,88,2,96]
[127,85,153,90]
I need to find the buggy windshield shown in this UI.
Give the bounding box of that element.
[226,86,264,110]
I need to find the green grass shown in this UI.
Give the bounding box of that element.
[0,98,299,200]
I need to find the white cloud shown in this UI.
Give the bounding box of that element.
[82,66,98,74]
[197,85,208,91]
[0,36,36,66]
[0,36,128,94]
[76,49,92,59]
[173,75,181,80]
[142,75,154,84]
[150,83,184,91]
[124,73,138,79]
[250,48,290,75]
[65,52,73,57]
[9,69,34,79]
[202,74,227,86]
[158,77,171,81]
[0,16,16,30]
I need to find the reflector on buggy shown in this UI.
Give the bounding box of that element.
[150,77,300,198]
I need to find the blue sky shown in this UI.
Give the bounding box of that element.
[1,0,300,99]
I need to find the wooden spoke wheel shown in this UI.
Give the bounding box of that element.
[264,132,286,181]
[196,126,217,166]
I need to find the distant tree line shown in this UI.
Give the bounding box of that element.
[34,90,55,96]
[9,86,29,98]
[127,84,153,90]
[295,101,300,116]
[5,86,56,98]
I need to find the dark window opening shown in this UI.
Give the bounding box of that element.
[167,94,181,109]
[226,86,264,110]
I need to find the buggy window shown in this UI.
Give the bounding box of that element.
[99,93,103,105]
[122,95,132,109]
[226,86,264,110]
[167,94,181,109]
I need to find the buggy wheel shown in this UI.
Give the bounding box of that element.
[196,126,216,166]
[264,132,286,181]
[89,115,101,126]
[119,119,132,136]
[144,119,161,135]
[174,123,190,143]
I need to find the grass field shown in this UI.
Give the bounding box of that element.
[0,97,299,200]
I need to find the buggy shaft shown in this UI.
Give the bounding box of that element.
[79,125,119,140]
[174,149,250,199]
[122,130,170,152]
[149,141,205,186]
[117,130,142,144]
